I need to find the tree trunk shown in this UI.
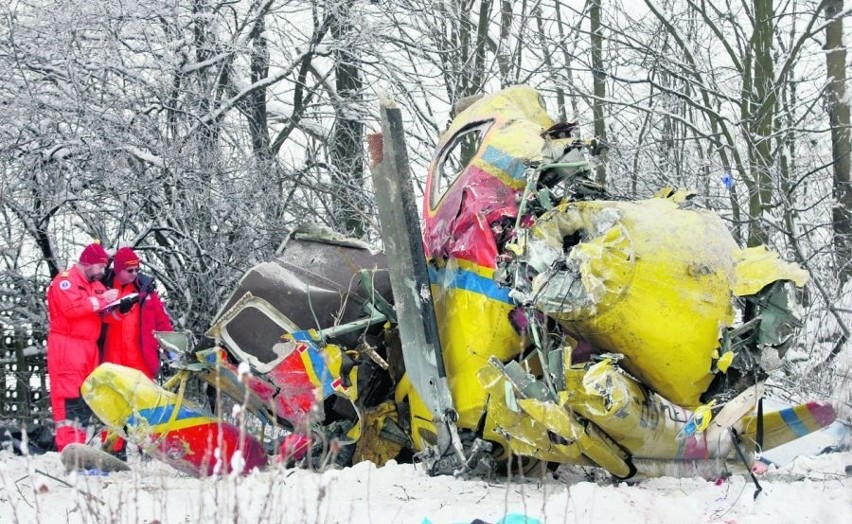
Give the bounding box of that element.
[746,0,776,247]
[590,0,608,186]
[248,16,270,161]
[330,1,366,237]
[825,0,852,283]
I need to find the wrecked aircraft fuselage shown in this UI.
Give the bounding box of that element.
[83,86,834,480]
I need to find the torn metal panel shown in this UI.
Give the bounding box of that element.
[208,231,392,352]
[733,246,809,296]
[476,363,587,464]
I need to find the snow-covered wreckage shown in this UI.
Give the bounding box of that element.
[79,86,835,481]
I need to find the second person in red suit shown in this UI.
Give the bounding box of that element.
[102,247,174,380]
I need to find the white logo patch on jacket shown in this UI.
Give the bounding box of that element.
[59,280,71,290]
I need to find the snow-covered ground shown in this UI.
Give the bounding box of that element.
[1,445,850,524]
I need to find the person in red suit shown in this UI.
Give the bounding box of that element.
[46,242,120,451]
[102,247,174,380]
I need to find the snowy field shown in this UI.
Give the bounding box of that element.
[1,446,850,524]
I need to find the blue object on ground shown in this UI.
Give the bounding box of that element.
[498,514,542,524]
[422,513,542,524]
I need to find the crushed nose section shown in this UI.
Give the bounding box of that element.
[506,195,741,407]
[502,193,809,409]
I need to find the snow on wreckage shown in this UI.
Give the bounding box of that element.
[78,86,835,483]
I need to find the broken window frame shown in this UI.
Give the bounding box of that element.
[430,120,494,210]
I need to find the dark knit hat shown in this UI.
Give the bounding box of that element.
[79,242,109,265]
[113,247,140,273]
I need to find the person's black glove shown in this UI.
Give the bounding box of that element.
[118,294,141,314]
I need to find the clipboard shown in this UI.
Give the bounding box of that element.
[99,292,139,313]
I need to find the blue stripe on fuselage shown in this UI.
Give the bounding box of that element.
[480,145,528,180]
[306,345,334,398]
[428,266,514,305]
[127,404,201,427]
[778,406,809,438]
[285,333,334,398]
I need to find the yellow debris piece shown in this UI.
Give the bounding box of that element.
[691,401,717,433]
[716,351,735,373]
[352,401,404,467]
[733,246,809,296]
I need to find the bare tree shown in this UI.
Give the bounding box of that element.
[328,0,367,237]
[0,0,388,331]
[825,0,851,284]
[590,0,608,185]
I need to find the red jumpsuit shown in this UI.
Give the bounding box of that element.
[46,265,117,451]
[102,280,173,379]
